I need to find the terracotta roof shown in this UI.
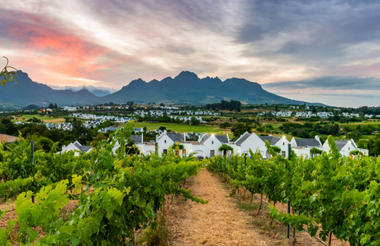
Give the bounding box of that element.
[0,134,19,143]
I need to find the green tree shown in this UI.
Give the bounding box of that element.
[231,123,251,140]
[218,144,233,157]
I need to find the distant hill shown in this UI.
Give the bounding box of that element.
[103,71,314,105]
[0,71,99,107]
[0,70,320,107]
[23,104,40,110]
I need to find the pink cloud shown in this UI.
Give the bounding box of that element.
[1,10,128,86]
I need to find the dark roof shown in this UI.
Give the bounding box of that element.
[215,135,229,144]
[235,132,251,146]
[167,132,184,143]
[129,134,143,144]
[294,138,321,147]
[259,136,280,145]
[73,142,92,152]
[200,134,210,144]
[335,140,348,151]
[200,134,229,144]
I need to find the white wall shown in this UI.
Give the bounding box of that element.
[140,143,156,155]
[156,134,175,157]
[236,133,267,158]
[201,135,224,158]
[188,143,206,158]
[274,136,290,158]
[292,146,312,158]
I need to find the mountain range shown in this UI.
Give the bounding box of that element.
[0,71,319,108]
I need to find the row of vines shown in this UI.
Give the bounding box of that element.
[208,137,380,246]
[0,123,204,245]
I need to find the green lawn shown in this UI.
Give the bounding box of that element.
[134,122,224,134]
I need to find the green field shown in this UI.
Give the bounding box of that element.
[134,122,225,134]
[339,120,380,126]
[15,114,65,123]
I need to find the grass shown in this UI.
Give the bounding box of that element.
[15,114,65,123]
[134,122,225,134]
[339,120,380,126]
[235,200,259,211]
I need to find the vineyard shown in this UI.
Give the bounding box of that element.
[0,122,379,245]
[0,124,204,245]
[208,138,380,246]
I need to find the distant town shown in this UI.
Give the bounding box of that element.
[1,100,379,157]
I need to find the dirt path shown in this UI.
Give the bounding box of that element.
[166,169,277,246]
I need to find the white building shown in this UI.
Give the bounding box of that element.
[290,136,323,158]
[198,134,230,158]
[156,132,185,157]
[259,135,290,158]
[232,132,268,158]
[322,139,369,157]
[60,141,93,156]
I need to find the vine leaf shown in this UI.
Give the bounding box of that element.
[1,56,18,86]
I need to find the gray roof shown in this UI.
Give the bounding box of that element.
[215,135,229,144]
[235,132,251,146]
[167,132,184,143]
[294,138,321,147]
[259,136,280,145]
[200,134,210,144]
[200,134,229,144]
[129,134,143,144]
[74,142,92,152]
[335,140,348,151]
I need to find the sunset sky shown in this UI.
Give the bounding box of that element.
[1,0,379,107]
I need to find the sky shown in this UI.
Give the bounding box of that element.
[0,0,379,107]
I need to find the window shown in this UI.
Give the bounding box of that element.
[163,149,168,155]
[212,141,214,144]
[164,140,166,143]
[210,150,215,157]
[282,151,286,157]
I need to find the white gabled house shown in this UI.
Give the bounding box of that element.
[290,136,323,158]
[322,139,368,157]
[198,134,230,158]
[61,141,93,156]
[156,132,185,157]
[259,135,290,158]
[232,132,268,158]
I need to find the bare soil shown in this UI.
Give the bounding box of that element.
[165,169,332,246]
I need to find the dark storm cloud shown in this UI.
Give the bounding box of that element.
[237,0,380,60]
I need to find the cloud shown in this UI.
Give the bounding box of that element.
[264,77,380,90]
[262,76,380,107]
[0,0,380,106]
